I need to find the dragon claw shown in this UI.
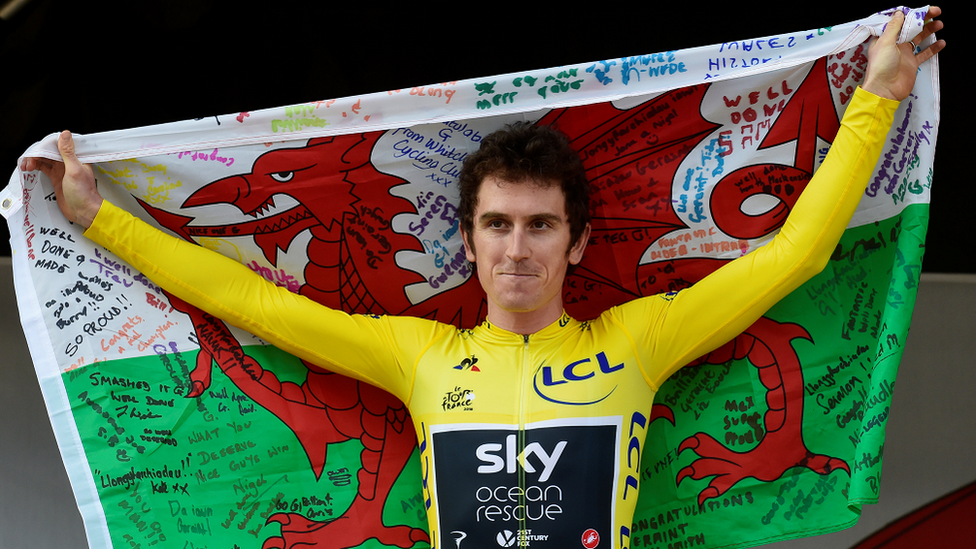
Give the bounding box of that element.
[650,403,675,426]
[696,486,721,507]
[264,512,291,527]
[185,379,206,399]
[678,434,701,454]
[801,453,852,476]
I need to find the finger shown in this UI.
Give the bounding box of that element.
[913,39,946,66]
[914,12,946,65]
[23,157,57,178]
[914,17,944,45]
[20,156,43,172]
[52,171,66,203]
[42,157,63,179]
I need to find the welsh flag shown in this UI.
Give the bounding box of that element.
[1,6,939,549]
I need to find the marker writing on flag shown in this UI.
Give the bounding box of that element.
[33,233,156,363]
[410,192,458,239]
[206,388,258,418]
[98,164,138,191]
[630,491,757,547]
[246,261,301,293]
[272,103,329,133]
[390,125,475,185]
[22,172,39,260]
[408,82,458,104]
[868,102,924,200]
[723,397,763,448]
[828,43,868,104]
[619,51,686,86]
[721,79,795,154]
[223,473,291,538]
[761,473,838,525]
[142,176,183,205]
[707,35,798,79]
[175,148,235,167]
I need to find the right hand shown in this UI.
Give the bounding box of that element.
[19,130,103,229]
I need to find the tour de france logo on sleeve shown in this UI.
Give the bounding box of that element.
[429,418,619,547]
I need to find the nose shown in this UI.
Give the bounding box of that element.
[506,226,531,262]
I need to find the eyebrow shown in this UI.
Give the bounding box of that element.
[478,211,564,225]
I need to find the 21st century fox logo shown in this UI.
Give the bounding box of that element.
[495,529,552,547]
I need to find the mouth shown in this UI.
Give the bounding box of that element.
[498,272,539,280]
[186,195,317,238]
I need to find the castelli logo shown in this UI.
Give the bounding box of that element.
[581,529,600,549]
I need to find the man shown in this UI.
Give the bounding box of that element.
[22,9,943,548]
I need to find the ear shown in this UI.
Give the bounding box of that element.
[568,223,591,265]
[461,228,477,263]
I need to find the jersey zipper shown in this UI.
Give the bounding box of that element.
[518,333,529,546]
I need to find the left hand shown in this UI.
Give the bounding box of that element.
[862,7,945,101]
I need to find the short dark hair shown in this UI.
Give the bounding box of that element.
[457,122,590,254]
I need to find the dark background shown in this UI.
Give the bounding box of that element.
[1,0,968,272]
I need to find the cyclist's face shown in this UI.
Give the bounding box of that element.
[462,177,588,331]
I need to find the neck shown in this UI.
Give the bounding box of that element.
[486,301,564,336]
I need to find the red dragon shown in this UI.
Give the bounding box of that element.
[138,56,852,547]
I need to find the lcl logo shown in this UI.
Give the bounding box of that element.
[533,351,624,406]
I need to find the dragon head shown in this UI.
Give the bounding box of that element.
[181,133,383,265]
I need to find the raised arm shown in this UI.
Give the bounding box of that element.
[639,7,944,386]
[20,134,440,400]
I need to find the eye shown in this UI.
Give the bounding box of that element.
[270,172,294,182]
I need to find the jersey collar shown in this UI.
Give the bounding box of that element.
[475,311,582,343]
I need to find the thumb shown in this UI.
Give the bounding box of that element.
[53,129,102,228]
[58,130,83,171]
